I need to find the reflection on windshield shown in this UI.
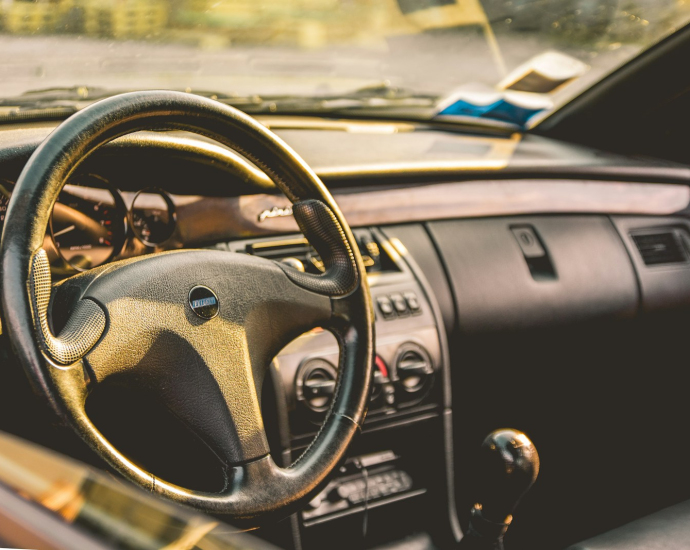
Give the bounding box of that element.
[0,0,689,122]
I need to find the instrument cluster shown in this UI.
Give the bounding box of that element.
[0,175,177,272]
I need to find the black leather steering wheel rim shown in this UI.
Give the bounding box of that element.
[0,91,374,521]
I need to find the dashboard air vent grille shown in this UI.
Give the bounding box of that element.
[245,237,324,273]
[246,238,312,261]
[631,231,687,266]
[243,229,396,274]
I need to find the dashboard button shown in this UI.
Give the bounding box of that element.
[377,296,395,318]
[511,226,546,258]
[403,292,421,313]
[389,293,408,315]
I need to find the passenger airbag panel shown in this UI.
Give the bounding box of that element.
[428,216,638,332]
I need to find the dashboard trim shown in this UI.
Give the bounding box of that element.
[2,125,689,197]
[174,180,690,244]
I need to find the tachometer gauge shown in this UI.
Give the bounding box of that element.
[130,189,176,247]
[50,177,127,271]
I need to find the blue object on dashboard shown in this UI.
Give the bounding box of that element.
[437,99,542,126]
[434,88,551,127]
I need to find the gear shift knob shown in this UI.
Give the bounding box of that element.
[476,428,540,523]
[459,429,539,550]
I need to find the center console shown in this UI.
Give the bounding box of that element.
[225,227,457,549]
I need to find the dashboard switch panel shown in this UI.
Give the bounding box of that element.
[376,292,423,320]
[254,228,443,440]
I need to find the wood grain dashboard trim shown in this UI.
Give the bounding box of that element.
[173,179,690,244]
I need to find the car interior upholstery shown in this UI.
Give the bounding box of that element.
[1,13,690,550]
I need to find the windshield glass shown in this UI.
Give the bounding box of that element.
[1,0,689,126]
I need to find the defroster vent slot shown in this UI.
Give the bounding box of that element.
[631,230,687,266]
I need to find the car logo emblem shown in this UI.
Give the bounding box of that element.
[258,205,293,222]
[188,286,219,320]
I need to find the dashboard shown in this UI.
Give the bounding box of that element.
[2,170,689,282]
[1,118,690,550]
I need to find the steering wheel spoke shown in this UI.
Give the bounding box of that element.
[29,249,106,366]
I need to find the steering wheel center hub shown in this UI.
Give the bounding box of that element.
[189,285,220,320]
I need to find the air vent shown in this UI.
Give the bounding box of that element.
[246,237,317,267]
[243,229,396,274]
[631,231,687,266]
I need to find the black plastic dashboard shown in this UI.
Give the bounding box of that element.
[1,117,690,550]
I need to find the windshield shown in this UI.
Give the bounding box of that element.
[1,0,689,126]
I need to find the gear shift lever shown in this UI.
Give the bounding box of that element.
[459,429,540,550]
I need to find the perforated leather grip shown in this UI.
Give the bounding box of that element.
[29,249,106,365]
[279,199,359,296]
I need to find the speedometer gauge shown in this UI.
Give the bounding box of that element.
[50,176,126,271]
[130,188,176,247]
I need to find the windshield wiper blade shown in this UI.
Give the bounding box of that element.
[0,86,120,122]
[0,105,79,122]
[0,85,116,107]
[214,85,438,115]
[339,82,437,101]
[0,84,439,123]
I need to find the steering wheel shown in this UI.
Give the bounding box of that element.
[0,91,373,521]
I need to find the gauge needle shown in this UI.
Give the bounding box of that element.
[53,224,76,237]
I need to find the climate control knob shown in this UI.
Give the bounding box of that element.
[296,358,337,413]
[393,343,434,406]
